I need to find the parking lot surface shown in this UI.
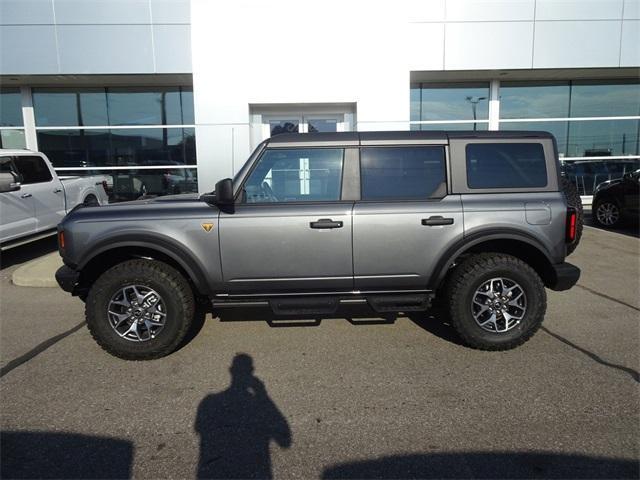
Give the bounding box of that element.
[1,224,638,479]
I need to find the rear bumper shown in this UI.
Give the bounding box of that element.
[55,265,79,293]
[547,262,581,291]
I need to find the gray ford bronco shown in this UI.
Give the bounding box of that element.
[56,131,582,360]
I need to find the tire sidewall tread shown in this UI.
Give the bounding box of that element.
[446,253,547,351]
[85,259,195,360]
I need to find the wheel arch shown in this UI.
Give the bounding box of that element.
[429,231,556,290]
[77,237,210,296]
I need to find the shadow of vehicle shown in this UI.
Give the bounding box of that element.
[0,236,58,270]
[1,431,133,479]
[322,451,639,479]
[584,212,639,239]
[195,354,291,479]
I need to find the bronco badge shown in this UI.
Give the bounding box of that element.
[201,223,214,232]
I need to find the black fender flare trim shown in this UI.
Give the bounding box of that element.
[428,229,555,289]
[78,234,210,295]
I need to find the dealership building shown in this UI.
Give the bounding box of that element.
[1,0,639,201]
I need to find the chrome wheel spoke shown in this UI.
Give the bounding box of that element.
[108,284,166,343]
[471,277,527,333]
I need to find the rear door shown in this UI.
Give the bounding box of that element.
[219,146,355,294]
[0,156,36,242]
[13,154,65,232]
[352,145,464,291]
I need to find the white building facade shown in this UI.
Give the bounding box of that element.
[1,0,639,200]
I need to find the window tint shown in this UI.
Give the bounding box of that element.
[360,146,446,200]
[13,156,53,184]
[466,143,547,189]
[243,148,343,203]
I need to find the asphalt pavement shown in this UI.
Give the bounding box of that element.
[0,223,638,479]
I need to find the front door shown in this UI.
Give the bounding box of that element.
[219,146,353,294]
[352,145,464,290]
[0,156,36,243]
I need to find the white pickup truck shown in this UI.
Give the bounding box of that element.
[0,149,109,250]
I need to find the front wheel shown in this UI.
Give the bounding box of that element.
[445,253,546,351]
[85,259,195,360]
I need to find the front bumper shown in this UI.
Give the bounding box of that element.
[55,265,79,293]
[547,262,581,291]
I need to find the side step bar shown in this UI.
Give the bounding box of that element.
[212,293,432,315]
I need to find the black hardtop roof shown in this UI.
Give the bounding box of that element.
[266,130,555,146]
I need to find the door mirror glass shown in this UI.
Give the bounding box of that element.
[0,171,21,193]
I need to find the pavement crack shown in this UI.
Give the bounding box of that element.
[0,321,86,379]
[575,284,640,312]
[541,326,639,383]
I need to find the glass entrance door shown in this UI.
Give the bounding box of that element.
[262,113,347,138]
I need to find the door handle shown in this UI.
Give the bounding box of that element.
[422,216,454,226]
[310,218,343,229]
[20,193,32,199]
[53,188,62,193]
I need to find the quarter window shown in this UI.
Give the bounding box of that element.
[13,156,53,184]
[243,148,344,203]
[360,146,446,200]
[466,143,547,189]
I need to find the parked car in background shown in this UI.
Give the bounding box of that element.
[592,169,640,228]
[561,159,640,198]
[0,149,109,250]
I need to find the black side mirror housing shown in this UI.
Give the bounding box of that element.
[201,178,234,206]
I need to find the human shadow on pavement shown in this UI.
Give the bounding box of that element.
[322,451,639,479]
[1,430,133,479]
[195,354,291,479]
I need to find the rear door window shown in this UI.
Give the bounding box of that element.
[13,155,53,184]
[466,143,547,189]
[360,146,446,200]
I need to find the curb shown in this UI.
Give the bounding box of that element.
[12,252,62,288]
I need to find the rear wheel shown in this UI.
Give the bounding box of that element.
[85,259,194,360]
[593,199,622,228]
[445,253,546,351]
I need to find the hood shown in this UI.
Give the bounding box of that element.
[594,178,623,193]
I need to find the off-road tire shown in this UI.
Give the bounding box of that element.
[445,253,546,351]
[561,176,583,255]
[85,259,194,360]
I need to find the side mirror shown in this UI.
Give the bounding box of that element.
[200,178,234,206]
[0,172,20,193]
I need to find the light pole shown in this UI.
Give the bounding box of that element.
[466,96,487,131]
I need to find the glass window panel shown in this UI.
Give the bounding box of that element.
[0,130,26,149]
[107,88,164,126]
[499,121,568,157]
[78,90,109,126]
[243,148,343,203]
[361,146,446,200]
[269,119,299,136]
[33,89,79,126]
[566,119,639,157]
[59,168,199,202]
[37,129,111,168]
[570,80,640,118]
[466,143,548,189]
[417,83,489,121]
[111,128,196,166]
[500,82,570,119]
[13,155,53,184]
[561,159,640,196]
[307,119,337,133]
[412,122,488,131]
[0,88,23,126]
[181,88,194,124]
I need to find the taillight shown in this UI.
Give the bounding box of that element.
[58,230,65,250]
[566,208,577,243]
[102,180,108,192]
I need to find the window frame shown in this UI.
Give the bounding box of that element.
[237,146,349,205]
[357,145,449,202]
[449,138,559,194]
